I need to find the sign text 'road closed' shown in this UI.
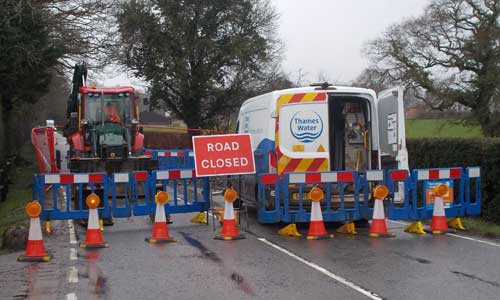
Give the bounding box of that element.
[192,134,255,177]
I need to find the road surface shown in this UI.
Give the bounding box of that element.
[1,196,500,300]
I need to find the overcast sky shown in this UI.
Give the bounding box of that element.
[104,0,429,87]
[273,0,429,84]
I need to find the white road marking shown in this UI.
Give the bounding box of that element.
[66,293,77,300]
[67,220,77,244]
[69,248,77,260]
[257,237,383,300]
[68,266,78,283]
[388,220,500,248]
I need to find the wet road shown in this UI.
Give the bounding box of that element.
[1,196,500,300]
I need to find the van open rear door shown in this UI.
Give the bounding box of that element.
[377,87,409,171]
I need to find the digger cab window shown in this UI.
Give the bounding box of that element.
[84,93,132,125]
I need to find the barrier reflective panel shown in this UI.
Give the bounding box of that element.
[465,167,481,216]
[145,149,194,170]
[411,167,465,220]
[258,173,281,223]
[360,170,385,220]
[151,169,210,214]
[386,169,412,220]
[282,171,360,223]
[34,172,110,220]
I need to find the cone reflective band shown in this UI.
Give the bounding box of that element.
[306,187,333,240]
[80,194,108,248]
[146,191,175,243]
[369,185,395,238]
[18,201,52,262]
[373,185,388,200]
[155,191,169,205]
[26,201,42,218]
[433,183,449,198]
[215,189,245,240]
[86,193,100,209]
[309,187,324,202]
[224,188,238,203]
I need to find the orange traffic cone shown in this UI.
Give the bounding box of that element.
[18,201,52,262]
[146,191,175,243]
[215,188,245,240]
[426,184,455,234]
[80,193,108,248]
[369,185,395,238]
[307,187,334,240]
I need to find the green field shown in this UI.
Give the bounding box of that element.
[405,119,482,138]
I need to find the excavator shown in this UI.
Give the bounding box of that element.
[64,64,158,224]
[65,64,157,173]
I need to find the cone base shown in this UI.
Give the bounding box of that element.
[424,228,456,235]
[145,237,176,244]
[17,254,52,262]
[306,234,334,240]
[80,242,109,249]
[214,234,245,241]
[369,232,396,238]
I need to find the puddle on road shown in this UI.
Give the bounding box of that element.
[451,270,500,287]
[179,231,222,263]
[179,231,258,297]
[393,252,432,264]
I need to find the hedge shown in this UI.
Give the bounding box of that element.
[407,138,500,224]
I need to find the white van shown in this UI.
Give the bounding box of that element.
[233,83,409,214]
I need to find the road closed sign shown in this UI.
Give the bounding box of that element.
[192,134,255,177]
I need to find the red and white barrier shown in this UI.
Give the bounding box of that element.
[289,171,355,184]
[44,173,104,184]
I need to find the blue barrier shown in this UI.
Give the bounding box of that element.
[411,167,465,220]
[465,167,481,215]
[145,149,194,170]
[281,171,360,223]
[34,173,110,220]
[35,169,210,220]
[257,173,281,223]
[360,170,385,219]
[255,167,481,224]
[387,169,412,220]
[151,169,210,214]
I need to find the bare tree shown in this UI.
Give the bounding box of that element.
[364,0,500,136]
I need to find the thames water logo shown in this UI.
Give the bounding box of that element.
[290,110,323,143]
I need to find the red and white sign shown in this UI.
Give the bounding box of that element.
[192,134,255,177]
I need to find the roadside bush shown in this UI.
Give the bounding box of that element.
[407,138,500,224]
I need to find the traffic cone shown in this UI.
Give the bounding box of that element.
[215,188,245,240]
[369,185,395,238]
[425,184,455,234]
[146,191,175,243]
[18,201,52,262]
[80,193,109,248]
[307,187,334,240]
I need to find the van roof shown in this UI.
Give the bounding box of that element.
[241,85,377,107]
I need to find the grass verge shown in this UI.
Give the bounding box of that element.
[405,119,482,138]
[461,217,500,239]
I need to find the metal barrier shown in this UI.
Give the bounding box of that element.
[34,173,110,220]
[150,169,210,214]
[465,167,481,215]
[411,167,464,220]
[360,170,385,219]
[281,171,360,223]
[145,149,194,170]
[387,169,412,220]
